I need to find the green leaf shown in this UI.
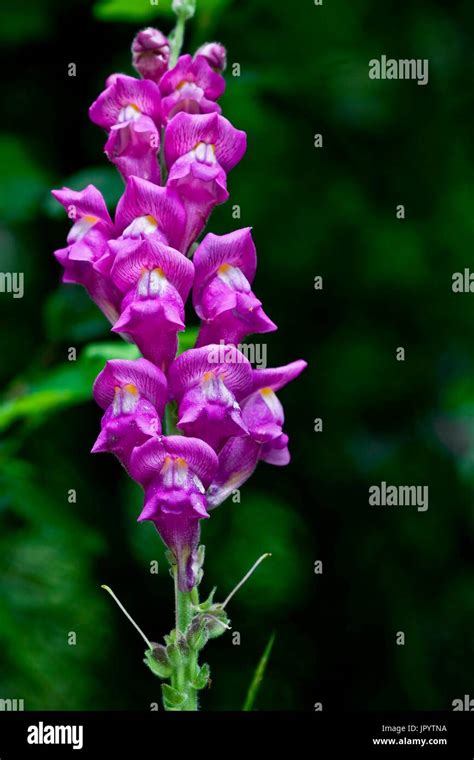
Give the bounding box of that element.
[0,341,136,433]
[84,341,141,362]
[177,327,198,355]
[0,134,49,222]
[242,633,275,711]
[93,0,173,22]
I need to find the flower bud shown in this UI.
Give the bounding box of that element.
[144,645,172,679]
[132,28,170,81]
[195,42,227,72]
[187,615,210,651]
[191,662,210,690]
[203,610,230,640]
[162,683,187,709]
[172,0,196,20]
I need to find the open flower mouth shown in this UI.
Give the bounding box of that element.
[118,103,142,122]
[122,214,158,238]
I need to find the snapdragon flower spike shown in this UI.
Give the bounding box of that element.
[89,75,162,182]
[130,436,218,591]
[159,54,225,120]
[169,344,253,451]
[51,185,121,323]
[194,42,227,72]
[193,228,277,346]
[164,112,247,250]
[132,28,170,82]
[109,237,194,370]
[108,176,187,257]
[92,358,167,470]
[207,360,307,507]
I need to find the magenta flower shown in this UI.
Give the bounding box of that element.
[51,185,121,323]
[164,112,247,249]
[159,54,224,120]
[52,8,307,712]
[112,175,187,254]
[109,237,194,370]
[89,75,162,182]
[194,42,227,72]
[92,358,167,470]
[207,360,307,506]
[130,435,218,591]
[168,344,253,451]
[193,228,277,346]
[132,28,170,82]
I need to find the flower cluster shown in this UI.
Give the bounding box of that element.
[52,28,306,594]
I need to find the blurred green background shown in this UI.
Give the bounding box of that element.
[1,0,474,710]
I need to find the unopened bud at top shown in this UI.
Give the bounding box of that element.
[172,0,196,20]
[132,28,170,81]
[195,42,227,72]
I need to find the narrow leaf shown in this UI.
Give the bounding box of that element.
[242,632,275,711]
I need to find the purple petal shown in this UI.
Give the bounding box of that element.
[132,27,170,82]
[193,228,256,308]
[51,184,113,228]
[109,237,194,301]
[169,344,253,401]
[130,435,218,488]
[164,112,246,173]
[159,54,225,101]
[196,302,277,347]
[91,399,161,470]
[112,289,183,371]
[89,75,161,129]
[150,515,203,591]
[194,44,227,73]
[260,433,290,466]
[115,176,186,252]
[250,359,308,394]
[93,357,168,414]
[177,378,248,451]
[206,436,260,508]
[241,388,284,442]
[105,116,160,183]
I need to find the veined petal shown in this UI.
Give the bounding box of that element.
[193,228,256,309]
[115,177,186,252]
[93,357,168,414]
[89,74,162,129]
[159,54,225,100]
[164,112,246,172]
[206,436,260,508]
[51,184,113,228]
[109,237,194,300]
[130,435,218,488]
[250,359,308,394]
[169,343,253,401]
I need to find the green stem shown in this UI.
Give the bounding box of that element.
[171,568,198,710]
[175,574,193,633]
[169,14,186,68]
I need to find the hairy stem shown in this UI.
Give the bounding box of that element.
[171,568,199,710]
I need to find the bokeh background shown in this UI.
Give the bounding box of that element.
[1,0,474,710]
